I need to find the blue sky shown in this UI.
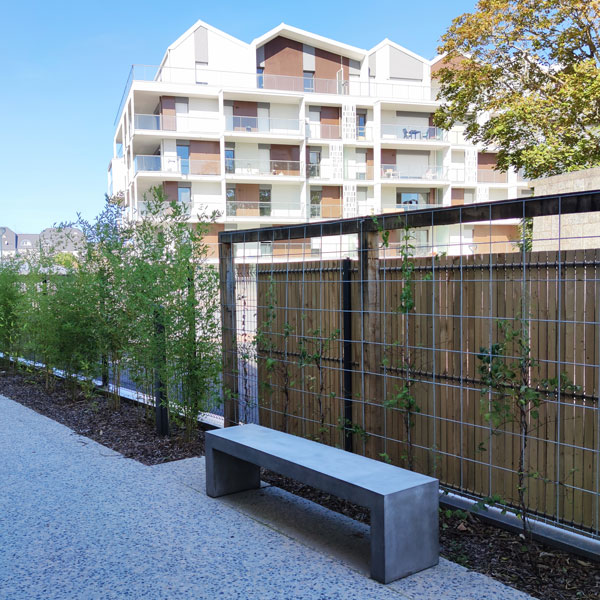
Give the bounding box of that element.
[0,0,476,233]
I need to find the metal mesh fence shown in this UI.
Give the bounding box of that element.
[219,190,600,540]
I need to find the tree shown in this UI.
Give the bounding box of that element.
[433,0,600,179]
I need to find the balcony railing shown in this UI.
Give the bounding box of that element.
[225,201,301,218]
[225,159,302,177]
[477,169,508,184]
[380,164,448,181]
[381,124,447,142]
[345,164,374,180]
[116,64,434,125]
[306,122,341,140]
[306,164,336,179]
[134,113,222,133]
[225,115,301,135]
[134,155,220,175]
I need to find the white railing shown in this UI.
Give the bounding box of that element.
[126,65,434,101]
[306,122,342,140]
[225,115,301,135]
[306,164,335,179]
[477,169,508,184]
[134,113,222,133]
[380,164,448,181]
[225,201,302,219]
[134,155,220,175]
[344,165,375,180]
[380,124,447,142]
[225,159,303,177]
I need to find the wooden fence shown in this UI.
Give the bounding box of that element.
[243,249,599,534]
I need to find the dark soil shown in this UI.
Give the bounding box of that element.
[0,368,205,465]
[1,366,598,600]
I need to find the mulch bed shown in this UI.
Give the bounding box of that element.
[1,366,598,600]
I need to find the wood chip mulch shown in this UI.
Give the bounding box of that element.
[1,366,598,600]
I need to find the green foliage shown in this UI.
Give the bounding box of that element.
[434,0,600,178]
[0,258,24,367]
[298,325,339,441]
[477,316,580,534]
[1,187,222,439]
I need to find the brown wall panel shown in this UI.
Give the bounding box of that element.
[270,144,300,175]
[315,47,343,80]
[163,181,178,202]
[451,188,465,206]
[190,141,220,175]
[263,36,303,78]
[381,148,397,165]
[161,96,176,131]
[478,152,498,169]
[233,101,258,117]
[235,184,260,216]
[322,185,342,218]
[320,106,340,125]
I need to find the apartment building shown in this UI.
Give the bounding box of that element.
[109,21,531,257]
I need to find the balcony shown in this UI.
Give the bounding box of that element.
[381,124,447,142]
[225,158,302,177]
[477,169,508,184]
[305,123,341,140]
[134,155,220,175]
[345,164,374,181]
[133,113,221,134]
[225,116,301,135]
[306,164,336,179]
[116,65,435,126]
[225,201,302,219]
[380,164,448,181]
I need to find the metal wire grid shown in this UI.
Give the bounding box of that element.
[220,193,600,540]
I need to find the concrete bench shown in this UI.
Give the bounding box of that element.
[205,424,439,583]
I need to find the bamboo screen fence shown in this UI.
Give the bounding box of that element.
[219,191,600,539]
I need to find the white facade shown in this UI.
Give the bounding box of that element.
[110,21,531,256]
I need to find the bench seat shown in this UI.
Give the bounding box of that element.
[205,424,439,583]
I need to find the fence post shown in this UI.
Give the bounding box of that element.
[359,227,383,458]
[219,240,238,427]
[342,257,353,453]
[154,304,169,436]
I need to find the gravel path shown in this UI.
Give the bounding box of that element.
[0,394,532,600]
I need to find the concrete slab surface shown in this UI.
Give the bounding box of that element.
[0,395,532,599]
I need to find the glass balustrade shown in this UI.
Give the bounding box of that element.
[380,124,447,141]
[380,164,447,180]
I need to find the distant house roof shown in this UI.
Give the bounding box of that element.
[39,227,85,253]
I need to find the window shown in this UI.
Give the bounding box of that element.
[226,186,236,216]
[178,185,191,212]
[257,67,264,89]
[356,111,367,139]
[225,143,235,174]
[260,241,273,256]
[308,149,321,177]
[396,190,429,207]
[303,71,315,93]
[176,142,190,175]
[310,188,322,218]
[259,186,272,217]
[21,240,32,247]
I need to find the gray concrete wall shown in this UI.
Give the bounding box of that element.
[531,167,600,251]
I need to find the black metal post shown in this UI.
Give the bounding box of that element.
[342,257,353,452]
[154,304,169,436]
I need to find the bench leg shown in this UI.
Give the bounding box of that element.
[205,445,261,498]
[369,481,439,583]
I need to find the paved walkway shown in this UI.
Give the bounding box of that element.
[0,395,532,599]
